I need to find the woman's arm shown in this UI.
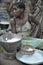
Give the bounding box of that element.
[32,25,40,38]
[29,23,41,38]
[28,14,41,38]
[28,14,39,25]
[10,18,16,33]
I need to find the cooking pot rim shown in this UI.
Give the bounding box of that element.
[0,33,22,43]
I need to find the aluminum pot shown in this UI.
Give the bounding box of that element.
[0,33,22,53]
[0,21,9,29]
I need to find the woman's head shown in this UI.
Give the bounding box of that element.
[11,2,25,17]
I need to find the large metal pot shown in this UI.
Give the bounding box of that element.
[0,33,22,52]
[0,33,22,59]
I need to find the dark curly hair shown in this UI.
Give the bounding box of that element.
[13,2,25,11]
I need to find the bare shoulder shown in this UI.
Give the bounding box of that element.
[24,12,29,21]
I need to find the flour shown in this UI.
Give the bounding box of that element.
[6,38,21,43]
[23,48,33,51]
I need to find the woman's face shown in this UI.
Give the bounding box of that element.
[12,6,24,17]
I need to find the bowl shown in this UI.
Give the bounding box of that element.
[0,21,9,29]
[20,45,35,55]
[0,24,9,29]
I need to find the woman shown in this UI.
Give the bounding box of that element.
[10,2,40,38]
[10,2,31,37]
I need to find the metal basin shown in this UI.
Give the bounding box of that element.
[0,33,22,53]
